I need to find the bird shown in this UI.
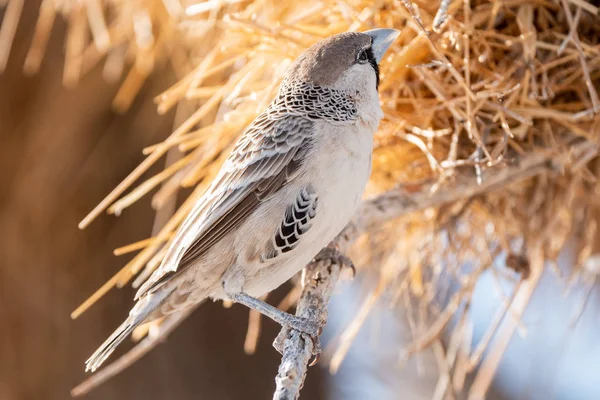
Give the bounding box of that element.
[85,28,400,372]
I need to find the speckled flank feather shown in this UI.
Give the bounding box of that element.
[268,186,318,257]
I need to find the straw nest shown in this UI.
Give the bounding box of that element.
[4,0,599,396]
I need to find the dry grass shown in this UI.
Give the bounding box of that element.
[3,0,600,397]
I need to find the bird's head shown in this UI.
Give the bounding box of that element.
[283,29,399,124]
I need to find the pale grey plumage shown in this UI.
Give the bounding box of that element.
[85,29,399,373]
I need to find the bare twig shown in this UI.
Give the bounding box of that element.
[273,258,342,400]
[244,308,264,355]
[559,0,600,113]
[0,0,23,72]
[468,247,544,400]
[354,139,597,234]
[401,286,468,358]
[433,0,453,33]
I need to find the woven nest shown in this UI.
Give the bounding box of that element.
[4,0,599,396]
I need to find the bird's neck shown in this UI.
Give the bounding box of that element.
[273,80,359,124]
[271,80,383,132]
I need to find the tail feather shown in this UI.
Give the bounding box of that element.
[85,320,137,372]
[85,289,173,372]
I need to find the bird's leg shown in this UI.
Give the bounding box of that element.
[274,245,354,358]
[272,246,354,358]
[223,246,353,358]
[222,272,322,355]
[228,292,321,337]
[273,325,322,361]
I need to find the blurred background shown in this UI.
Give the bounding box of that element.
[1,1,600,400]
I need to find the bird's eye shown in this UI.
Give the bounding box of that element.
[357,49,369,64]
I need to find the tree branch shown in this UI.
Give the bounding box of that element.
[273,259,342,399]
[272,138,598,400]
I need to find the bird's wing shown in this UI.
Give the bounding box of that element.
[135,113,314,299]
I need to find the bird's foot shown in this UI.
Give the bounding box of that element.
[313,246,356,279]
[272,245,355,364]
[227,291,323,362]
[273,322,323,365]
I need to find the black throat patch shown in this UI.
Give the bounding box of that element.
[366,47,380,90]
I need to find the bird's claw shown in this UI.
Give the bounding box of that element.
[313,246,356,278]
[306,333,322,365]
[273,321,323,363]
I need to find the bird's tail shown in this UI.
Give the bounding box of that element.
[85,289,172,372]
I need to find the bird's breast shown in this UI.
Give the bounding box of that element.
[307,121,374,236]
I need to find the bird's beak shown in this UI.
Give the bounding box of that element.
[364,28,400,64]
